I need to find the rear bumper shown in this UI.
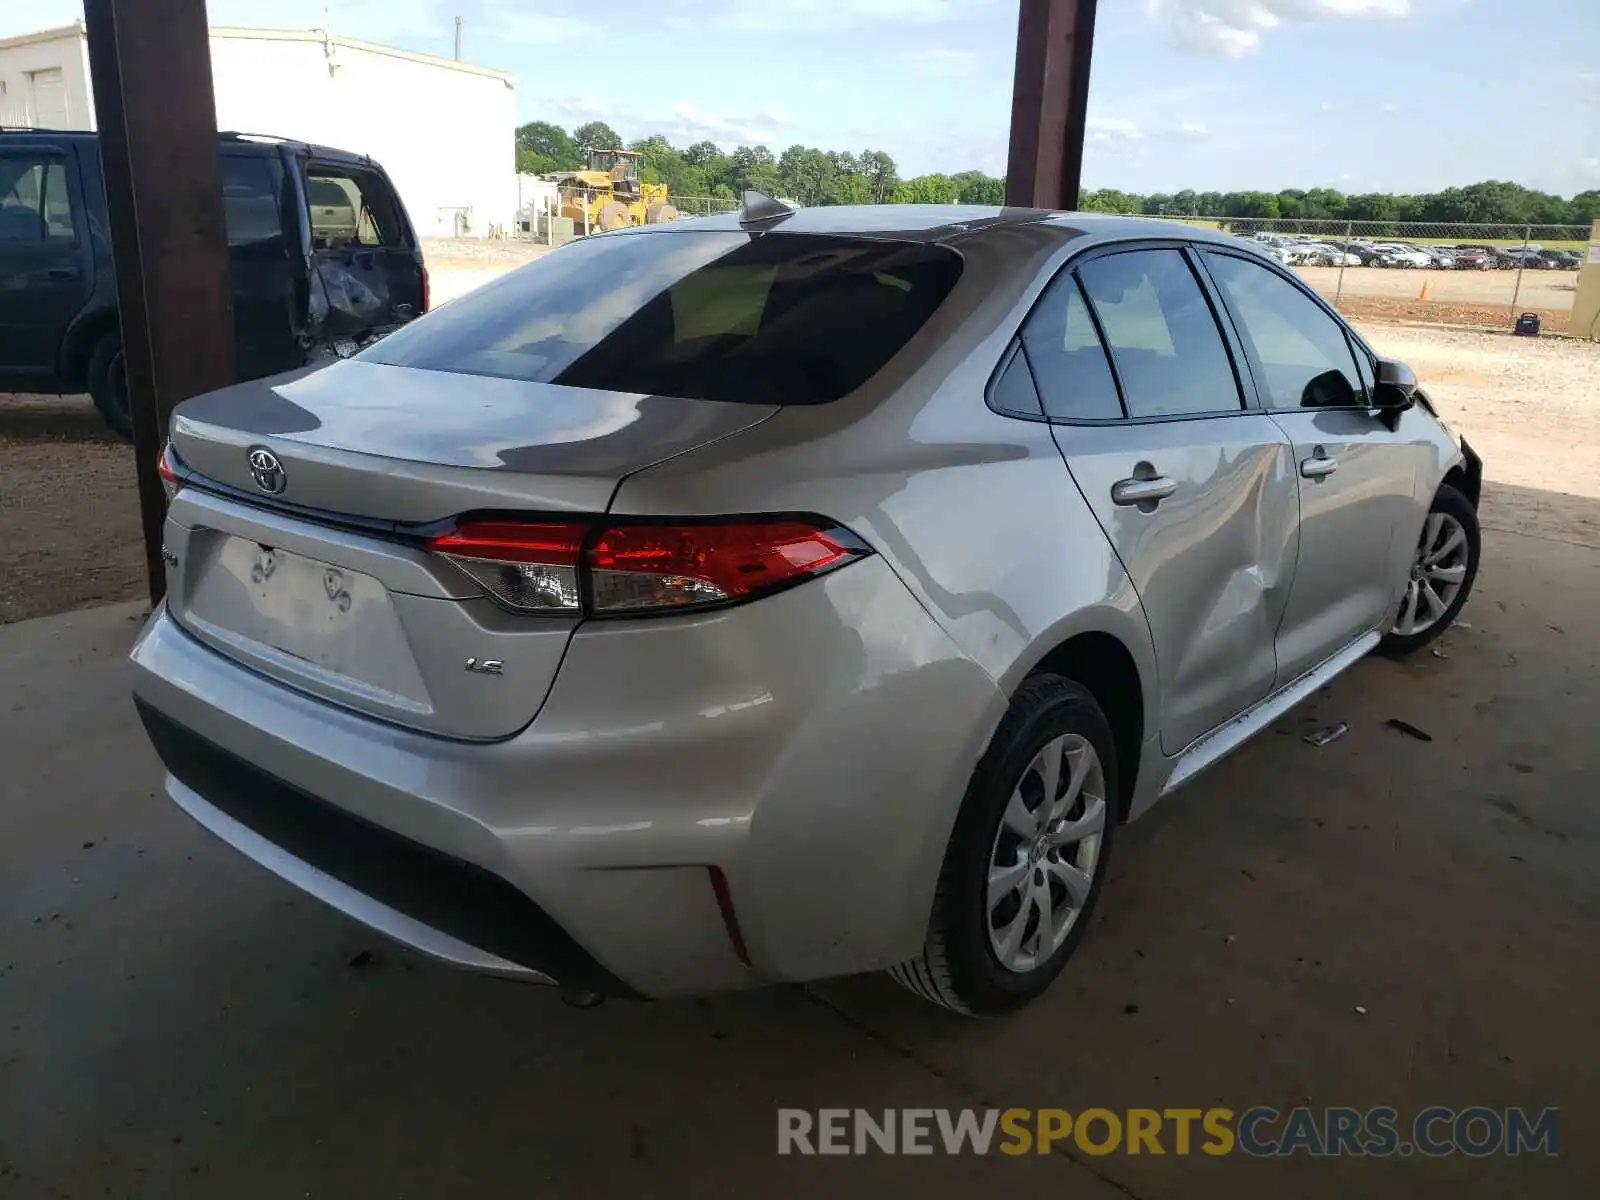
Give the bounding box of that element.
[130,554,1004,997]
[137,699,631,994]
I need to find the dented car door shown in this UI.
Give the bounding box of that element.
[1025,244,1301,754]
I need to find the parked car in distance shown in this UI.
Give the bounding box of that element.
[1538,248,1581,270]
[1421,246,1457,269]
[1291,242,1361,267]
[1448,246,1494,270]
[1374,243,1434,268]
[1344,242,1390,266]
[0,130,426,438]
[1501,247,1551,270]
[132,205,1483,1016]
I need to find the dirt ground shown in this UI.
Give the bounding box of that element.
[1297,264,1580,333]
[3,318,1594,625]
[2,440,1596,1196]
[0,307,1597,1193]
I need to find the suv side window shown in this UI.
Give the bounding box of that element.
[220,156,283,247]
[1019,272,1123,420]
[305,165,405,249]
[1204,250,1367,409]
[1077,249,1242,419]
[0,155,74,242]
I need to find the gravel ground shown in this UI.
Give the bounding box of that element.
[2,320,1595,624]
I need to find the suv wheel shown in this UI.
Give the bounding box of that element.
[1380,484,1480,656]
[87,332,132,440]
[890,674,1117,1016]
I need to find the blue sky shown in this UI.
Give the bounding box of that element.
[11,0,1600,194]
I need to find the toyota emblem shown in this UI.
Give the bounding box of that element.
[247,446,286,495]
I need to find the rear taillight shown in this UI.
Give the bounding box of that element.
[430,517,869,617]
[429,522,584,612]
[157,440,184,500]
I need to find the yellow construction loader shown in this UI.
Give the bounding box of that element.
[551,149,679,232]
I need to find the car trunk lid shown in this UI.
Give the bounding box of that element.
[163,359,776,739]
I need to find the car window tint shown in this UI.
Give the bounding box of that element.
[305,166,405,249]
[220,157,282,247]
[363,231,963,405]
[1077,249,1241,418]
[1204,251,1365,410]
[990,345,1043,416]
[0,155,73,242]
[1018,274,1122,420]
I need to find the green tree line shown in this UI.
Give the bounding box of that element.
[516,121,1600,227]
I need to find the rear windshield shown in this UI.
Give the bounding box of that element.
[362,231,963,404]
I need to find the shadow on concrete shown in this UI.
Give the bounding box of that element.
[0,484,1596,1198]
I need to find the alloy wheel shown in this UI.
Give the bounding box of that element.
[986,733,1107,973]
[1393,511,1470,637]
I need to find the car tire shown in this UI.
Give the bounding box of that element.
[87,332,132,440]
[1379,484,1480,657]
[889,674,1118,1017]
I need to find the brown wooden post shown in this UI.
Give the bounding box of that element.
[1006,0,1099,210]
[83,0,236,605]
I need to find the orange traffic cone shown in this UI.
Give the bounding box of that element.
[1419,280,1431,301]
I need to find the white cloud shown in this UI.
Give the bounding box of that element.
[1088,116,1144,143]
[476,4,602,45]
[1379,102,1400,113]
[1146,0,1412,57]
[1176,120,1210,138]
[901,48,983,78]
[534,95,791,148]
[715,0,991,32]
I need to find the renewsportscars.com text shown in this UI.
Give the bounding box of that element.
[777,1106,1558,1158]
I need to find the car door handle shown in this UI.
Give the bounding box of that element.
[1300,452,1338,479]
[1111,476,1178,506]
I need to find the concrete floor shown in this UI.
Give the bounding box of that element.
[2,514,1597,1198]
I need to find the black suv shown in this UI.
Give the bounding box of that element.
[0,130,426,437]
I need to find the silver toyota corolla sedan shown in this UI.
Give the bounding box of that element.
[132,204,1482,1016]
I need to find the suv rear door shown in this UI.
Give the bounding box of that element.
[1012,243,1300,754]
[301,159,424,351]
[220,149,302,380]
[0,143,91,381]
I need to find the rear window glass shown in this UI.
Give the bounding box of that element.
[306,165,406,249]
[362,231,963,405]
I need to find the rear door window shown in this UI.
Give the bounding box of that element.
[0,155,74,242]
[220,156,283,247]
[1019,273,1123,421]
[363,231,963,405]
[305,165,406,249]
[1077,249,1243,419]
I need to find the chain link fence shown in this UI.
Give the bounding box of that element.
[1146,216,1589,332]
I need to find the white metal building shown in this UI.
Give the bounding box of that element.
[0,23,516,238]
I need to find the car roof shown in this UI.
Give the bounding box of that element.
[614,204,1248,249]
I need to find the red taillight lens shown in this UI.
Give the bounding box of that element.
[428,517,867,616]
[157,440,184,500]
[431,521,585,611]
[587,521,861,613]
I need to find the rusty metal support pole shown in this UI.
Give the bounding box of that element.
[1334,218,1352,310]
[1509,222,1531,328]
[83,0,236,605]
[1005,0,1099,209]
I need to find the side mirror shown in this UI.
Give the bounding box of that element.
[1372,358,1416,410]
